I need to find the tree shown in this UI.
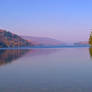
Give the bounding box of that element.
[89,32,92,45]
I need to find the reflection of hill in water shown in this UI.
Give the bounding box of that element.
[0,49,29,66]
[0,48,59,66]
[89,47,92,59]
[25,48,60,57]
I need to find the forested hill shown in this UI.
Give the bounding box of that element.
[0,29,33,48]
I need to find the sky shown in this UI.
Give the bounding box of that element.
[0,0,92,42]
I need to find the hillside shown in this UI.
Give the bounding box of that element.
[0,29,33,48]
[22,36,64,46]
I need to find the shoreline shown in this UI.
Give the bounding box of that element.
[0,45,90,50]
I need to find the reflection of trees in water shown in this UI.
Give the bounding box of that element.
[89,47,92,59]
[0,49,29,66]
[0,48,59,66]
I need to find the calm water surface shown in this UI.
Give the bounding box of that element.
[0,48,92,92]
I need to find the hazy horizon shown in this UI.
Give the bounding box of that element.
[0,0,92,42]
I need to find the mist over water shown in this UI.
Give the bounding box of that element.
[0,48,92,92]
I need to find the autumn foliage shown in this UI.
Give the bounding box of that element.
[0,29,33,48]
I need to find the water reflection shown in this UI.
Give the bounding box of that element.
[0,48,92,92]
[0,48,59,66]
[89,47,92,59]
[26,48,59,57]
[0,49,29,66]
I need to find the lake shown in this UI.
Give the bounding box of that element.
[0,48,92,92]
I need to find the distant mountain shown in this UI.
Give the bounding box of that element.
[0,29,33,48]
[74,41,89,46]
[21,36,65,46]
